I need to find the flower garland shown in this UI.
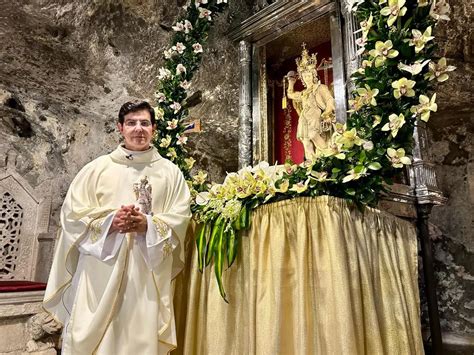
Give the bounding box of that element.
[153,0,229,179]
[156,0,455,300]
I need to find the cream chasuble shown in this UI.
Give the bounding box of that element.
[43,145,191,355]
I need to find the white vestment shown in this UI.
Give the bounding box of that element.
[43,145,191,355]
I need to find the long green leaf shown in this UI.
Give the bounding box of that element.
[196,223,209,272]
[214,225,228,302]
[227,227,238,268]
[205,217,223,266]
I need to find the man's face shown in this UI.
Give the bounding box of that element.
[117,109,155,151]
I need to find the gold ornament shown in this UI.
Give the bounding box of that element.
[296,43,318,75]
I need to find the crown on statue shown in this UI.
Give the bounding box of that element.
[296,43,318,74]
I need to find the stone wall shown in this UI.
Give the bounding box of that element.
[0,0,252,282]
[426,0,474,339]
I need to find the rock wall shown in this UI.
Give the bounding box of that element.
[0,0,252,281]
[425,0,474,338]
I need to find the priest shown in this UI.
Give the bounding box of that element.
[43,100,191,354]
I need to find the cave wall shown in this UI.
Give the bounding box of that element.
[0,0,252,281]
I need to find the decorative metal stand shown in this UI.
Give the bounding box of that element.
[411,120,446,354]
[232,3,446,352]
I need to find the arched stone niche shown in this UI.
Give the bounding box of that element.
[0,150,52,282]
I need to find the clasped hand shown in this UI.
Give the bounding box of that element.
[110,204,147,234]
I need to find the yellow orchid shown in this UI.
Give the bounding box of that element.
[335,128,364,149]
[184,157,196,170]
[235,181,253,199]
[159,135,172,148]
[369,40,399,67]
[391,77,416,98]
[380,0,408,26]
[372,115,382,127]
[321,142,346,160]
[222,199,242,221]
[356,84,379,106]
[342,166,368,183]
[154,106,165,120]
[425,57,456,82]
[397,59,430,75]
[310,171,334,182]
[356,59,373,74]
[284,162,298,175]
[166,148,177,161]
[410,94,438,122]
[417,0,430,7]
[387,148,411,168]
[359,13,373,39]
[289,179,310,194]
[382,113,406,137]
[276,179,290,193]
[348,96,364,113]
[408,27,434,53]
[192,170,208,185]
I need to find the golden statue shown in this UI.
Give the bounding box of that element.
[286,44,336,159]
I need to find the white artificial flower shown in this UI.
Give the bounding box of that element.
[172,21,184,32]
[166,119,179,130]
[195,0,208,6]
[176,134,188,145]
[169,102,181,114]
[363,141,374,151]
[184,20,193,33]
[154,92,166,102]
[180,80,191,90]
[195,191,210,206]
[163,49,174,59]
[192,43,203,54]
[158,67,172,80]
[172,42,186,54]
[198,7,212,20]
[355,36,367,55]
[176,63,187,75]
[430,0,451,21]
[217,0,228,4]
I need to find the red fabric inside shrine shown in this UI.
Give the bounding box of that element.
[0,281,47,292]
[273,41,333,165]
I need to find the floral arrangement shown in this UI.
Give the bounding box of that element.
[154,0,454,300]
[152,0,229,179]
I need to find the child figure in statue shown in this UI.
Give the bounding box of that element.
[287,44,336,159]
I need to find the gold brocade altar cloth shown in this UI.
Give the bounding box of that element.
[173,196,423,355]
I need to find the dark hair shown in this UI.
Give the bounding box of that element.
[118,100,155,124]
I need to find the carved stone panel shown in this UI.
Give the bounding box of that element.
[0,150,51,281]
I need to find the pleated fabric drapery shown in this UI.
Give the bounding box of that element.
[173,196,423,355]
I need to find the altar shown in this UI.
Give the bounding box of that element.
[174,196,423,354]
